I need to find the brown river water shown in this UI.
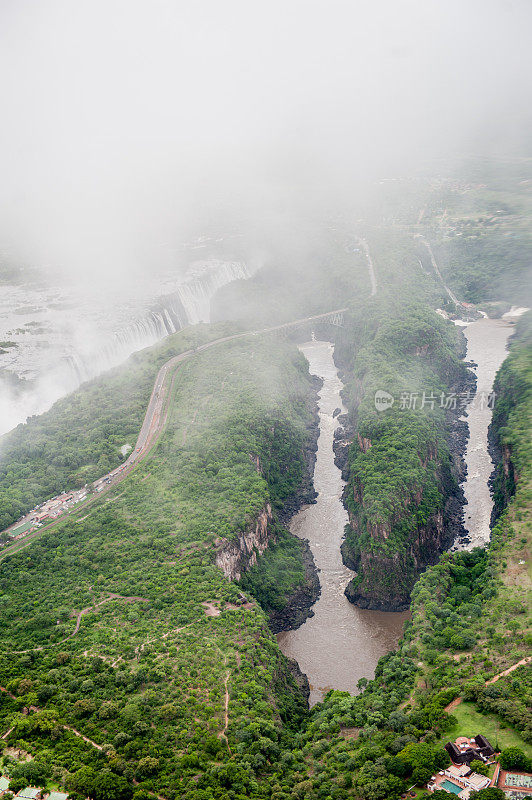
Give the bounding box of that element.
[458,316,515,549]
[277,341,409,705]
[278,318,517,704]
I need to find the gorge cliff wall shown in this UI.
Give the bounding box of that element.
[215,504,273,582]
[334,303,473,612]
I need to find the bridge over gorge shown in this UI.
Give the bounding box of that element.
[262,308,347,340]
[0,306,349,561]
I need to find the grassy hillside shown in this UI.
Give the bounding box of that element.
[0,324,236,531]
[0,336,317,798]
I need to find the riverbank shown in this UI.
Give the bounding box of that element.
[277,340,408,705]
[457,316,517,550]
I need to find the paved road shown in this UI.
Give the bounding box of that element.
[358,237,377,297]
[416,235,461,306]
[0,307,347,562]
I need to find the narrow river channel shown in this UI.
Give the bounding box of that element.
[278,315,520,704]
[277,340,409,705]
[459,315,516,549]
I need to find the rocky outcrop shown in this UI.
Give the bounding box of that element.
[278,375,322,522]
[342,507,450,611]
[267,538,320,633]
[284,656,311,705]
[332,413,354,479]
[215,374,321,610]
[215,504,273,581]
[341,331,475,611]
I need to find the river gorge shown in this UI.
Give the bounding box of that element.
[277,340,409,705]
[279,314,520,705]
[459,315,517,549]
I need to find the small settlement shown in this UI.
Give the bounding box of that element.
[0,460,132,549]
[427,733,532,799]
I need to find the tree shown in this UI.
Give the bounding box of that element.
[470,759,489,776]
[499,746,530,771]
[469,789,505,800]
[412,766,433,786]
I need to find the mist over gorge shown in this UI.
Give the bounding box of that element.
[0,3,531,800]
[0,255,250,434]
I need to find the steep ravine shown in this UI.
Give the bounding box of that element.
[339,326,472,611]
[215,372,321,627]
[277,341,408,705]
[457,315,516,549]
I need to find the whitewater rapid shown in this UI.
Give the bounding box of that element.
[458,316,516,549]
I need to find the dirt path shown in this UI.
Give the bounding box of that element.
[444,656,532,712]
[9,594,149,654]
[221,671,230,740]
[0,686,102,750]
[134,622,194,656]
[485,655,531,685]
[62,724,103,750]
[444,696,463,713]
[358,237,377,296]
[416,235,460,306]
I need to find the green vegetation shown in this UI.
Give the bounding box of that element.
[443,703,532,758]
[239,525,308,613]
[338,296,468,608]
[0,172,530,800]
[420,159,532,305]
[0,335,318,798]
[491,312,532,515]
[0,324,235,531]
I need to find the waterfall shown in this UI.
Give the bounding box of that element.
[66,260,249,384]
[0,259,251,436]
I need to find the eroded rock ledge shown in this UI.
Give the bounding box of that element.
[215,504,273,582]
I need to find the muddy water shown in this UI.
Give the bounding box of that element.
[277,341,409,705]
[459,317,515,549]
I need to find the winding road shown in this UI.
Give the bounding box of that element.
[0,307,348,563]
[416,234,461,306]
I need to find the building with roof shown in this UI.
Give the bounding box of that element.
[16,788,42,800]
[0,777,10,796]
[445,734,496,766]
[428,764,491,797]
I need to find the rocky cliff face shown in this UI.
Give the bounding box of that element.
[214,374,322,627]
[215,504,273,582]
[342,503,451,611]
[341,370,472,612]
[267,538,320,633]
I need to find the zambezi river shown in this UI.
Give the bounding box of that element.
[459,315,517,549]
[279,316,520,704]
[277,340,409,705]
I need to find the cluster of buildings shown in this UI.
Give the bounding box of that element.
[3,467,125,545]
[428,763,491,797]
[0,780,67,800]
[27,488,88,525]
[2,488,90,545]
[427,734,532,799]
